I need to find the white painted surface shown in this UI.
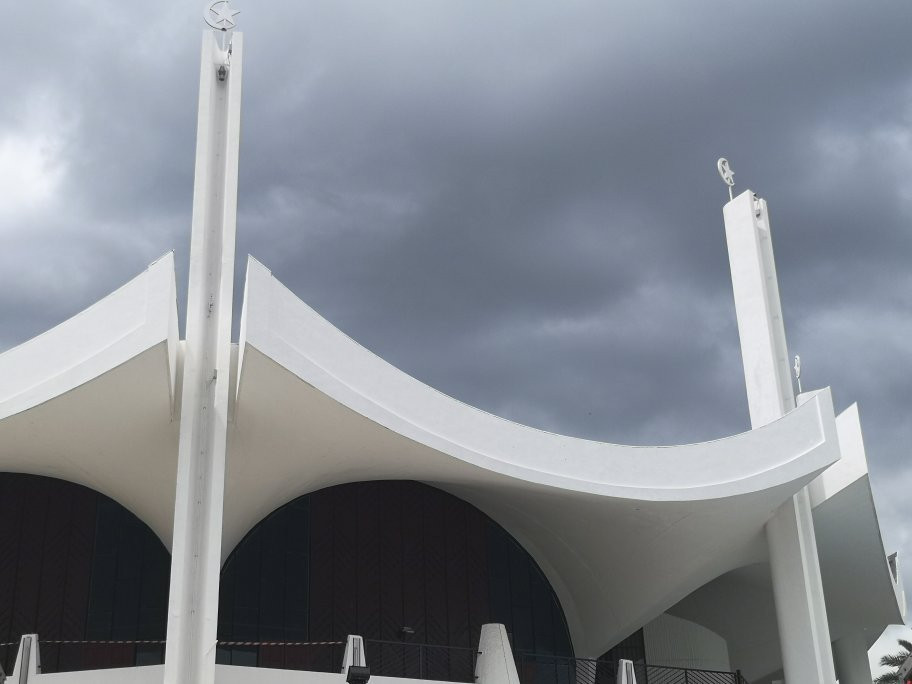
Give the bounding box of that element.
[341,635,367,672]
[165,30,244,684]
[809,403,870,507]
[832,633,873,684]
[0,252,178,420]
[724,189,836,683]
[236,256,836,504]
[616,661,637,684]
[228,256,840,654]
[476,624,520,684]
[33,666,165,683]
[643,613,730,671]
[766,488,834,683]
[723,190,794,429]
[10,635,39,681]
[0,256,179,547]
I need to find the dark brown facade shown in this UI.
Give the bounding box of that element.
[217,481,574,674]
[0,473,170,673]
[0,476,575,677]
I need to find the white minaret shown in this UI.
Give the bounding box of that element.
[164,4,243,683]
[721,166,836,684]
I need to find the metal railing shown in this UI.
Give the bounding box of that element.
[1,639,166,674]
[516,652,619,684]
[2,637,749,684]
[645,664,748,684]
[364,639,478,683]
[516,653,748,684]
[215,640,344,672]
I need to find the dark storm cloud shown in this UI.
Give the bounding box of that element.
[1,0,910,661]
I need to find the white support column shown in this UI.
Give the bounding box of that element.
[476,624,521,684]
[164,30,244,684]
[831,633,873,684]
[723,189,835,683]
[10,634,40,682]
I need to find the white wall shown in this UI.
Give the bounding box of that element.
[643,613,731,671]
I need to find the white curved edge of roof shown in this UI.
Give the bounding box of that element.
[0,252,179,420]
[238,256,840,502]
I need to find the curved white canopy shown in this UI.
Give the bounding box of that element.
[0,256,844,656]
[229,257,841,654]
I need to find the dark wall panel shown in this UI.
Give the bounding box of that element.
[0,473,169,674]
[218,481,575,673]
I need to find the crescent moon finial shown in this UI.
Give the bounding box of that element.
[717,158,735,201]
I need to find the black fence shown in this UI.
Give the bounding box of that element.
[364,639,477,683]
[517,652,618,684]
[516,653,749,684]
[644,665,748,684]
[215,640,345,672]
[0,639,167,673]
[1,639,748,684]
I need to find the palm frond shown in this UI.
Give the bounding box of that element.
[882,653,908,667]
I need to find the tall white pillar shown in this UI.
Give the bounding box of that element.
[723,189,835,683]
[164,29,244,684]
[832,633,874,684]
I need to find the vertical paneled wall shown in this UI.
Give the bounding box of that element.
[0,473,170,673]
[217,481,574,671]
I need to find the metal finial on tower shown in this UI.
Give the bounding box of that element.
[793,354,802,394]
[717,158,735,201]
[204,0,240,32]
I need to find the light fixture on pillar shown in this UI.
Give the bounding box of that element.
[398,626,416,639]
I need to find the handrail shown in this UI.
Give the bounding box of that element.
[363,639,478,683]
[515,652,749,684]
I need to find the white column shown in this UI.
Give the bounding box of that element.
[164,30,244,684]
[723,191,794,427]
[832,633,873,684]
[723,189,835,683]
[476,624,521,684]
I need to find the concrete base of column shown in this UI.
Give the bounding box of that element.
[832,633,873,684]
[767,489,836,683]
[476,624,521,684]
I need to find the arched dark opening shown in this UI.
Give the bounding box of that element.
[0,473,170,673]
[218,481,574,677]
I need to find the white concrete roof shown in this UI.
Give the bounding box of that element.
[0,253,180,547]
[230,257,841,655]
[0,255,852,657]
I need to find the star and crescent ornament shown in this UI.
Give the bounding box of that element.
[717,158,735,200]
[205,0,240,31]
[717,158,735,186]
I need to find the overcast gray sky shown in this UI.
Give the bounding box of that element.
[2,0,910,669]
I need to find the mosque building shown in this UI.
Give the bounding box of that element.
[0,6,903,684]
